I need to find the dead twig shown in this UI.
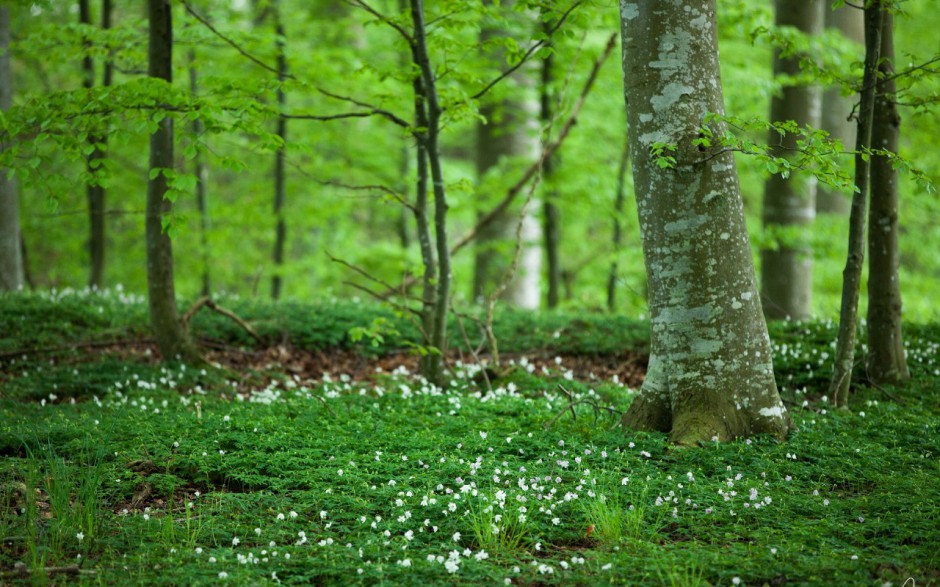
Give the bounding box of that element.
[543,384,623,430]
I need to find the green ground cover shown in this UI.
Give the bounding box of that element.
[1,291,938,586]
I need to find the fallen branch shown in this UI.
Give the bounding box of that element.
[182,297,263,345]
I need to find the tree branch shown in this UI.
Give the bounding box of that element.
[464,1,582,104]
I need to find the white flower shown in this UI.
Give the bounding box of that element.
[254,528,262,536]
[480,431,487,439]
[232,537,240,546]
[732,578,741,586]
[76,532,84,542]
[452,532,461,542]
[290,511,298,518]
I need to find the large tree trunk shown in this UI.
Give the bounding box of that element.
[472,0,541,310]
[760,0,823,320]
[271,0,288,301]
[80,0,107,289]
[619,0,789,444]
[817,4,863,215]
[147,0,198,362]
[866,12,909,385]
[0,6,23,292]
[829,2,884,407]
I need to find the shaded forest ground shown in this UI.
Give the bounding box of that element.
[1,290,938,586]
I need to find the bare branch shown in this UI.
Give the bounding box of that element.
[464,1,582,104]
[314,87,412,129]
[345,0,414,44]
[181,0,287,78]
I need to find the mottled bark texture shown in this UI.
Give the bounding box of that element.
[147,0,198,362]
[818,4,863,215]
[473,0,541,309]
[760,0,823,320]
[829,2,884,407]
[619,0,789,444]
[866,13,909,385]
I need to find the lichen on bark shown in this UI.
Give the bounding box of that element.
[619,0,790,445]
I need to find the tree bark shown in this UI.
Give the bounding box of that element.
[607,134,630,312]
[619,0,789,444]
[0,6,23,292]
[866,12,909,385]
[147,0,198,362]
[760,0,823,320]
[540,21,561,310]
[411,0,450,385]
[271,0,288,301]
[818,4,863,215]
[829,2,884,407]
[472,0,541,310]
[188,49,211,297]
[81,0,107,289]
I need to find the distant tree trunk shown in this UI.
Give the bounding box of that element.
[472,0,541,310]
[271,0,288,300]
[147,0,198,362]
[829,1,884,407]
[188,49,211,297]
[0,6,23,292]
[760,0,823,320]
[81,0,107,289]
[619,0,789,444]
[540,22,561,310]
[607,134,630,312]
[866,12,909,385]
[818,4,863,215]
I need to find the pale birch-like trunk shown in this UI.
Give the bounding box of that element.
[147,0,198,362]
[866,12,909,385]
[0,6,23,292]
[619,0,789,443]
[472,0,541,310]
[760,0,822,321]
[818,4,863,215]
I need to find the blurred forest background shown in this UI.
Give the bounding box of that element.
[2,0,938,320]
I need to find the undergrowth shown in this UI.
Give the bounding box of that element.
[0,291,937,586]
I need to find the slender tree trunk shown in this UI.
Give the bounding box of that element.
[607,134,630,312]
[0,6,23,292]
[271,0,288,300]
[80,0,107,289]
[412,70,437,373]
[866,12,909,385]
[619,0,789,444]
[540,22,561,310]
[147,0,198,362]
[829,2,884,407]
[760,0,823,320]
[188,49,211,297]
[472,0,541,309]
[411,0,450,385]
[818,4,863,215]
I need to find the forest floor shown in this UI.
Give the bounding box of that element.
[1,291,938,586]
